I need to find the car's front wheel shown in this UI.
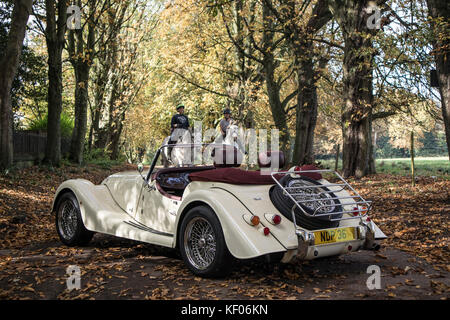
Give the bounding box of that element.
[55,192,94,246]
[179,205,232,277]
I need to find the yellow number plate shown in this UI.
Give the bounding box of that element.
[314,227,356,245]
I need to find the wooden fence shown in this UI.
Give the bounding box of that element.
[13,130,70,162]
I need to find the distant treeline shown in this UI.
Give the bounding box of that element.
[375,132,448,158]
[316,131,448,160]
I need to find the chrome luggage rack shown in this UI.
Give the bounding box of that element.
[270,169,372,224]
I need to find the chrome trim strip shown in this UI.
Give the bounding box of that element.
[124,220,173,237]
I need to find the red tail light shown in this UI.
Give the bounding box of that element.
[263,227,270,236]
[264,213,282,225]
[272,214,281,225]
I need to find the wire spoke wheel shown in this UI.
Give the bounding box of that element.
[287,179,336,214]
[58,200,78,240]
[270,175,343,230]
[179,205,232,277]
[184,217,217,270]
[55,192,93,246]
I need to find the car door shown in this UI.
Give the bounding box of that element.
[133,178,180,235]
[103,172,145,218]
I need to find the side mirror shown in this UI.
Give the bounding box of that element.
[137,163,144,174]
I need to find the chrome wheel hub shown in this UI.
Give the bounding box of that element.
[197,238,206,248]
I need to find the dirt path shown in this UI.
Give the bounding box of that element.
[0,233,448,300]
[0,164,448,300]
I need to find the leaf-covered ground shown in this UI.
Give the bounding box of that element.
[0,164,448,300]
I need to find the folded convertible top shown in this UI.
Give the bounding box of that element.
[189,165,323,185]
[189,167,279,184]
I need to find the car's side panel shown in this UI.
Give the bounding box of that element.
[177,181,386,261]
[53,179,173,247]
[207,183,299,250]
[134,179,179,234]
[175,183,287,259]
[102,172,143,216]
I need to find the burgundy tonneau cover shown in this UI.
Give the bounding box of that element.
[189,167,280,185]
[188,165,322,185]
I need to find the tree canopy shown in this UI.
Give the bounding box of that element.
[0,0,448,173]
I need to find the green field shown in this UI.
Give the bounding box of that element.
[320,157,449,178]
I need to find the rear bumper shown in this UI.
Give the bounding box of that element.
[281,221,385,262]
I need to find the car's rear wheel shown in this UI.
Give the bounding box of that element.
[55,192,93,246]
[179,205,232,277]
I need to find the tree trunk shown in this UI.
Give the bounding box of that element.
[368,112,376,174]
[0,0,33,170]
[110,113,125,160]
[340,45,374,179]
[106,70,118,157]
[44,0,67,166]
[68,3,95,164]
[104,16,120,159]
[88,58,109,151]
[88,104,101,150]
[70,63,90,164]
[330,0,379,178]
[88,11,116,151]
[410,130,415,186]
[341,113,371,178]
[262,1,290,158]
[264,58,291,157]
[280,0,331,166]
[231,0,260,130]
[90,1,129,154]
[335,144,340,171]
[292,42,318,165]
[427,0,450,160]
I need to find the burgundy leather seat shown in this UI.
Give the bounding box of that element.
[189,150,286,185]
[291,164,323,180]
[211,145,243,168]
[258,151,285,169]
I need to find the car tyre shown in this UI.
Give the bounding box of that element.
[179,205,233,277]
[270,175,343,230]
[55,192,94,246]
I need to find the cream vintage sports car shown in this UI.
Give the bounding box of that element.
[53,144,386,277]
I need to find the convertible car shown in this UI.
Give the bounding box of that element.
[53,144,386,277]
